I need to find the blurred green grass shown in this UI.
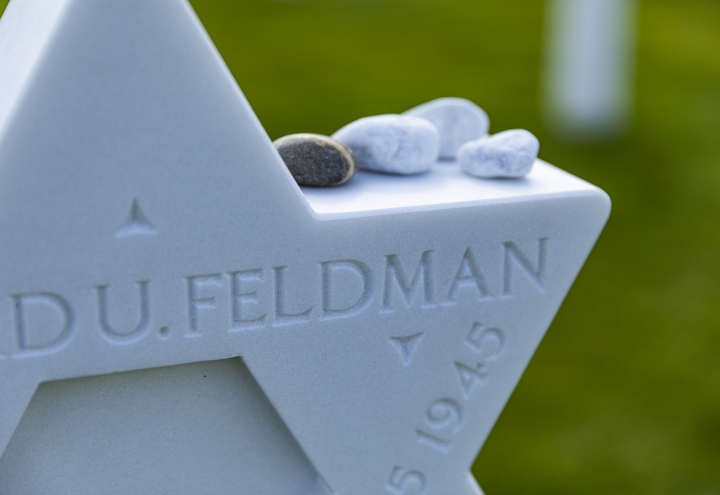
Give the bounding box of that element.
[2,0,719,493]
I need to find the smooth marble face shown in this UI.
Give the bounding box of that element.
[301,159,596,218]
[0,1,610,494]
[0,359,326,495]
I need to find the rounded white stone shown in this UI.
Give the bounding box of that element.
[404,97,490,160]
[332,115,440,174]
[458,129,539,178]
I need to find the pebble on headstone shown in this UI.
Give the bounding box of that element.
[458,129,539,179]
[274,134,356,187]
[404,97,490,160]
[332,115,440,175]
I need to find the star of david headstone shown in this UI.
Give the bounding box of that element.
[0,1,610,493]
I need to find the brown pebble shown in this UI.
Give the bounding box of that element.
[274,133,356,187]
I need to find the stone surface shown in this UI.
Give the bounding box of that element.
[332,115,439,174]
[543,0,638,140]
[0,1,609,495]
[404,97,490,160]
[459,129,540,178]
[274,134,355,187]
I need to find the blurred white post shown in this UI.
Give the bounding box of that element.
[542,0,639,141]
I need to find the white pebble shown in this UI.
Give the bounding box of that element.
[458,129,539,178]
[404,97,489,160]
[332,115,440,174]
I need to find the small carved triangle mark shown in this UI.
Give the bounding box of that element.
[115,199,157,238]
[390,333,424,366]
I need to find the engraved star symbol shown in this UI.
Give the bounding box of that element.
[0,1,610,494]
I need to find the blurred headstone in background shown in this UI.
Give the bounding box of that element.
[542,0,639,141]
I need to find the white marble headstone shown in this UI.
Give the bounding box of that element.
[543,0,639,139]
[0,1,610,494]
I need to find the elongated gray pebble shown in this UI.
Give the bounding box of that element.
[458,129,539,178]
[404,97,489,160]
[332,115,439,175]
[274,133,356,187]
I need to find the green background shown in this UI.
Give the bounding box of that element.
[2,0,719,493]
